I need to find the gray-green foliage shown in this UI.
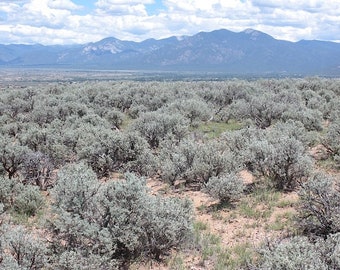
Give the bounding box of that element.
[0,225,48,270]
[102,108,124,128]
[50,163,114,263]
[298,173,340,236]
[259,236,328,270]
[76,127,155,177]
[54,250,117,270]
[271,120,317,147]
[247,92,285,129]
[50,164,193,267]
[131,111,188,148]
[0,176,16,210]
[21,151,54,190]
[322,121,340,159]
[96,173,193,263]
[224,123,311,190]
[222,126,263,167]
[52,162,99,218]
[192,140,238,183]
[0,176,44,217]
[13,185,44,217]
[205,172,245,204]
[0,135,30,179]
[248,132,312,190]
[282,107,323,131]
[159,139,198,185]
[164,98,211,126]
[75,125,118,177]
[1,77,340,268]
[317,232,340,269]
[120,132,156,176]
[160,139,238,185]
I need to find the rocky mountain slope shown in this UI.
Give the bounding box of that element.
[1,29,339,75]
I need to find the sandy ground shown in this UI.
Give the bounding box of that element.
[140,170,299,269]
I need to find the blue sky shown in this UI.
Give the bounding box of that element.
[145,0,165,15]
[71,0,165,15]
[0,0,339,45]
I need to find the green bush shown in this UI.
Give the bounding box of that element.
[298,173,340,236]
[21,151,54,190]
[0,176,16,210]
[52,163,99,217]
[131,111,189,148]
[249,136,312,190]
[192,140,238,184]
[322,121,340,158]
[50,167,193,268]
[0,135,30,179]
[0,225,48,269]
[259,236,328,270]
[53,250,117,270]
[205,172,244,204]
[50,163,114,259]
[159,139,198,185]
[258,233,340,270]
[13,185,44,216]
[96,173,193,264]
[164,98,211,126]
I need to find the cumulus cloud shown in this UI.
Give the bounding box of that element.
[95,0,154,16]
[0,0,339,44]
[48,0,82,10]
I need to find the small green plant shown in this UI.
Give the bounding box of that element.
[238,201,271,220]
[196,204,207,212]
[168,253,186,270]
[276,198,297,208]
[266,211,295,232]
[215,250,232,270]
[194,220,209,231]
[196,120,243,139]
[13,185,44,217]
[231,243,255,268]
[251,185,280,207]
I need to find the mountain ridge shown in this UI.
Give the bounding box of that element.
[1,28,339,76]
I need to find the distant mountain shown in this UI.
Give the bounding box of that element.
[1,29,340,76]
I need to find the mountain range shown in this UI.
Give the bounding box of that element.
[1,29,340,76]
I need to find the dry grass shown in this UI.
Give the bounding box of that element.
[139,171,300,269]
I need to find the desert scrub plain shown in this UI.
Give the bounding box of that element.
[0,75,339,269]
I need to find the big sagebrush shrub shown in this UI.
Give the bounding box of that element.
[259,236,327,270]
[258,233,340,270]
[0,176,16,210]
[96,173,193,263]
[298,173,340,237]
[131,111,188,148]
[249,135,312,190]
[322,121,340,159]
[0,225,48,269]
[50,166,193,268]
[205,172,244,204]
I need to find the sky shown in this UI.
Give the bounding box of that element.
[0,0,339,45]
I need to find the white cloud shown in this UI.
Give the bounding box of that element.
[0,0,339,44]
[94,0,154,16]
[47,0,82,10]
[0,3,20,13]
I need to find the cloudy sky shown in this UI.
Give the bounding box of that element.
[0,0,339,45]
